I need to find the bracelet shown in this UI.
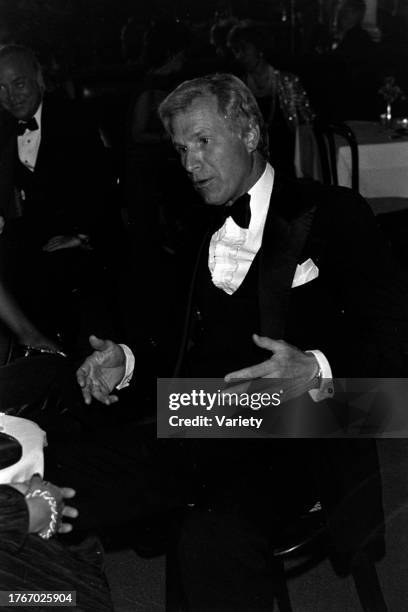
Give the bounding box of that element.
[25,489,59,540]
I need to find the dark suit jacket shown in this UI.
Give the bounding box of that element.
[0,95,116,251]
[176,178,408,378]
[171,177,408,570]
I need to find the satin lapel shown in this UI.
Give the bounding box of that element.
[258,183,316,338]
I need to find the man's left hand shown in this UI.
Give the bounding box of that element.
[224,334,319,401]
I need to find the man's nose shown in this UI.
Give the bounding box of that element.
[184,149,201,173]
[7,88,21,105]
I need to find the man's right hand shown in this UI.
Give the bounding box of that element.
[76,335,126,405]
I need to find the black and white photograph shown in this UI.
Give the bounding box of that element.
[1,1,408,610]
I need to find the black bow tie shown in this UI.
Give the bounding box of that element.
[224,193,251,229]
[16,117,39,136]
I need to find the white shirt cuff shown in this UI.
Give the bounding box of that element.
[306,349,334,402]
[116,344,135,389]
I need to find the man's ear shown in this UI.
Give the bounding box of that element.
[244,121,260,153]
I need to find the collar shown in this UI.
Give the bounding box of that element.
[34,101,42,130]
[247,162,274,232]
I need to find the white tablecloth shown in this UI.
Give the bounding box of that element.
[295,122,408,213]
[0,414,45,483]
[337,121,408,198]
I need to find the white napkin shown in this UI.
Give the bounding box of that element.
[0,414,46,484]
[292,258,319,288]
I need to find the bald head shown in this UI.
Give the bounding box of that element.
[0,45,44,120]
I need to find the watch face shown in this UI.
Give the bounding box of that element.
[0,432,23,469]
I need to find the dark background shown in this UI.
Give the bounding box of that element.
[2,1,408,166]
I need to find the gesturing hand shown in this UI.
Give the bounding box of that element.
[224,334,320,401]
[76,335,126,405]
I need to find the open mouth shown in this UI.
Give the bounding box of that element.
[193,178,213,190]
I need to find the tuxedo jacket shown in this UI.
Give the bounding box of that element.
[0,95,116,250]
[169,177,408,569]
[175,177,408,379]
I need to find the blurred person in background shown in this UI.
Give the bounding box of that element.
[126,18,195,252]
[228,20,314,176]
[333,0,374,56]
[0,44,121,356]
[209,16,241,72]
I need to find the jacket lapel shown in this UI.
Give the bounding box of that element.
[258,179,316,338]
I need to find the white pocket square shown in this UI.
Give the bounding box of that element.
[291,258,319,288]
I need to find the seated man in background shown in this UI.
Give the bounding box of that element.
[0,44,123,356]
[75,73,408,609]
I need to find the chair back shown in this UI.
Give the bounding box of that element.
[313,119,359,192]
[270,507,388,612]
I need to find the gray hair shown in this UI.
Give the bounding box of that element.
[158,73,269,159]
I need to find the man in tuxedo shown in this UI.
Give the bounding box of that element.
[0,44,120,351]
[76,74,408,609]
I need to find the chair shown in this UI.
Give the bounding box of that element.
[313,119,359,192]
[270,507,388,612]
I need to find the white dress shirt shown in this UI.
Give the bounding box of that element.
[17,103,42,172]
[209,163,273,294]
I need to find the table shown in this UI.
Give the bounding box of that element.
[0,414,45,483]
[295,121,408,214]
[338,121,408,199]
